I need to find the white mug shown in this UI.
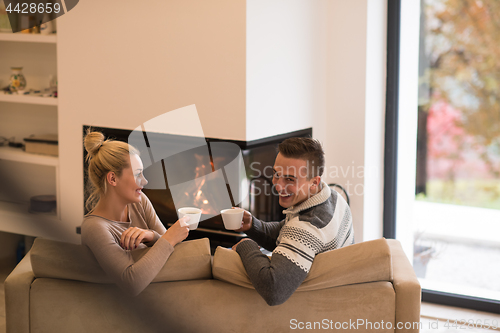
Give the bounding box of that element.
[220,208,244,230]
[178,207,202,230]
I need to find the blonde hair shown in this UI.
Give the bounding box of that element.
[83,130,139,212]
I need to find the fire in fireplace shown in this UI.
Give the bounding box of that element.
[83,125,312,244]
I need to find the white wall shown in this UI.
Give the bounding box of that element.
[58,0,247,137]
[246,0,327,142]
[324,0,386,242]
[364,0,387,241]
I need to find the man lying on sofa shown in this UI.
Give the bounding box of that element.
[232,137,354,306]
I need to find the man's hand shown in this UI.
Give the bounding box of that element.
[231,238,253,251]
[234,208,253,232]
[120,227,154,250]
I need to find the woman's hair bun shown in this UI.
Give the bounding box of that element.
[84,131,105,157]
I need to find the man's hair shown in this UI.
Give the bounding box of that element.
[278,137,325,179]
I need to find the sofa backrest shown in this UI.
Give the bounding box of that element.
[30,237,395,291]
[212,238,393,291]
[30,237,212,283]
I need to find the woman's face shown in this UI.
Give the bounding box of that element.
[115,154,148,204]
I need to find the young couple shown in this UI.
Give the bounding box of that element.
[81,131,354,304]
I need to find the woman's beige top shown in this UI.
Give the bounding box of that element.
[81,192,173,296]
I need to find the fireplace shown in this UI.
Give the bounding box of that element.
[83,125,312,247]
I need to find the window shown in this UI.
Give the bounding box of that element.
[385,0,500,313]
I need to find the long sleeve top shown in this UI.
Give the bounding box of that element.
[81,192,172,296]
[236,181,354,306]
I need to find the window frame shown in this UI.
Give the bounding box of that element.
[383,0,500,315]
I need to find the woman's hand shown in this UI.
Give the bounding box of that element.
[161,216,190,247]
[120,227,155,250]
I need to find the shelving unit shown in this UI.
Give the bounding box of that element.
[0,31,60,239]
[0,32,57,43]
[0,146,58,166]
[0,93,57,106]
[0,201,59,238]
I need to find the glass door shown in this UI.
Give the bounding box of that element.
[386,0,500,313]
[415,0,500,303]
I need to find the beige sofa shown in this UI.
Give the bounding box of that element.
[5,237,421,333]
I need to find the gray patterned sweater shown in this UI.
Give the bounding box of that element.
[235,180,354,306]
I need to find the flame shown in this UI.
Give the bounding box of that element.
[179,152,228,215]
[186,154,216,215]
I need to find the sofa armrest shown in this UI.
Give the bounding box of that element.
[387,239,422,333]
[5,252,35,333]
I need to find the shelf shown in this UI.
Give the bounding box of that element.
[0,146,58,166]
[0,32,56,43]
[0,201,58,237]
[0,93,58,106]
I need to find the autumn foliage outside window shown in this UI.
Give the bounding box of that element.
[416,0,500,210]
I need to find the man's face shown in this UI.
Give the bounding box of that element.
[115,154,148,204]
[272,153,320,209]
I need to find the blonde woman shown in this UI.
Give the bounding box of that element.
[82,131,190,296]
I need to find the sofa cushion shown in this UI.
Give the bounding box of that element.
[212,238,393,291]
[30,237,212,283]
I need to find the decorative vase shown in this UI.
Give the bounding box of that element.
[9,67,27,93]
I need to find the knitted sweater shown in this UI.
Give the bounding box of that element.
[235,181,354,305]
[81,192,173,296]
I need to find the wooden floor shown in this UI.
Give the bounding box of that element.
[420,303,500,332]
[1,263,499,333]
